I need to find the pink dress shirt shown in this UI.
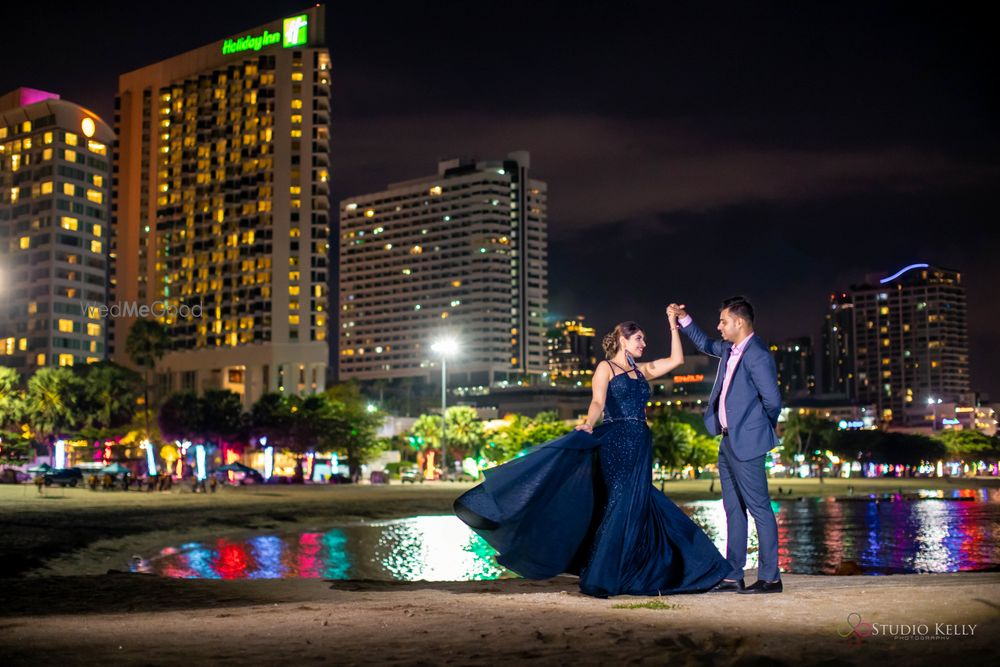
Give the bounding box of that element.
[678,315,754,430]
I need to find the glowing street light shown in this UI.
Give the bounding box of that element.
[54,439,66,469]
[431,337,458,479]
[142,438,157,476]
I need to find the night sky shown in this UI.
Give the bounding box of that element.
[3,2,997,394]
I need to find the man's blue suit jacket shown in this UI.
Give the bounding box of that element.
[681,319,783,461]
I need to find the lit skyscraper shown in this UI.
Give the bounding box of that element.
[111,7,330,406]
[0,88,113,371]
[547,318,597,383]
[338,152,548,386]
[821,292,855,398]
[844,264,970,425]
[770,336,815,399]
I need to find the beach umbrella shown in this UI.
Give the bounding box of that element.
[101,462,131,475]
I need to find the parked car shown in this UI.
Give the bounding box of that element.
[399,466,424,484]
[0,468,31,484]
[43,468,83,487]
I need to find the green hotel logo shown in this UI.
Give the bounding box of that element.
[221,14,309,55]
[283,15,309,47]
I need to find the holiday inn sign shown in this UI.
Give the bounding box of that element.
[221,14,309,55]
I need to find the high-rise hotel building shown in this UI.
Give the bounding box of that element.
[829,264,970,426]
[339,152,548,386]
[0,88,113,371]
[821,291,855,399]
[111,7,330,407]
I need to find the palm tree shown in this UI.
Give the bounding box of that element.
[200,389,244,450]
[249,392,296,453]
[157,392,202,444]
[411,413,442,449]
[323,382,386,481]
[0,366,25,432]
[444,406,485,461]
[79,362,141,433]
[125,318,170,439]
[25,367,83,461]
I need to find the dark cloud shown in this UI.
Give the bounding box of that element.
[2,0,996,393]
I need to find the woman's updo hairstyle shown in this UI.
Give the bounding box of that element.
[602,321,643,359]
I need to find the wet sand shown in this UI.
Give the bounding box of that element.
[1,481,998,665]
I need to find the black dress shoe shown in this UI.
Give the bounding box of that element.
[710,578,745,592]
[738,579,783,594]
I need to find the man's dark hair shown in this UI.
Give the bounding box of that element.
[720,296,755,325]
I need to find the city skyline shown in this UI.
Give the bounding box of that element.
[1,2,996,394]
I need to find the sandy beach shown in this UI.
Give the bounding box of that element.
[1,480,998,665]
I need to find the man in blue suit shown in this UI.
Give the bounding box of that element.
[668,297,783,594]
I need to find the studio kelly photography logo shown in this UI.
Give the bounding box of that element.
[838,612,977,645]
[82,301,203,319]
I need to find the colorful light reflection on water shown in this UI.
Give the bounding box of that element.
[133,497,1000,580]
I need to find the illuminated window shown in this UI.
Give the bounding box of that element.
[87,323,101,337]
[93,174,103,187]
[61,217,79,231]
[36,353,46,366]
[90,240,102,253]
[43,132,53,144]
[291,99,303,109]
[86,189,102,204]
[289,285,300,295]
[40,181,53,194]
[290,129,302,138]
[87,140,107,156]
[291,72,304,81]
[58,354,74,367]
[19,236,29,249]
[22,121,31,133]
[288,315,300,325]
[63,183,75,196]
[1,337,13,355]
[429,185,442,195]
[10,186,19,202]
[291,114,302,124]
[58,319,74,333]
[92,224,102,237]
[65,132,78,146]
[42,148,52,161]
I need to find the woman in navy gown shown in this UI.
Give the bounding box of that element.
[454,310,730,597]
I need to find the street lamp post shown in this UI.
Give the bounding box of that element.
[431,338,457,480]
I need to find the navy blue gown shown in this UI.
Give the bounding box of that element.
[454,359,730,597]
